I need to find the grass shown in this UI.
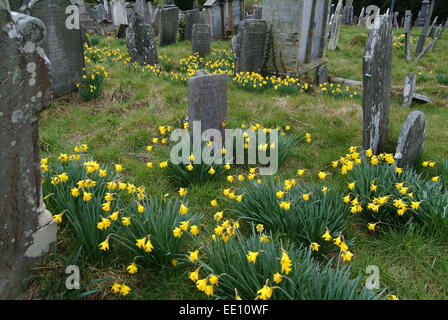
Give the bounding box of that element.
[33,25,448,300]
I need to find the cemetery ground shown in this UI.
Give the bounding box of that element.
[29,25,448,300]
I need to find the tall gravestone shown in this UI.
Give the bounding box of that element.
[26,0,85,98]
[188,70,227,140]
[192,24,211,58]
[358,7,365,26]
[234,19,267,74]
[328,0,343,51]
[262,0,331,82]
[0,6,57,299]
[203,0,224,40]
[404,10,413,61]
[111,0,128,26]
[133,0,151,25]
[362,14,393,154]
[342,0,353,25]
[159,5,178,46]
[152,6,161,36]
[184,8,200,41]
[126,12,158,66]
[394,111,426,168]
[415,0,435,55]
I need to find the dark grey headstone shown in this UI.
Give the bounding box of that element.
[184,8,200,41]
[394,111,426,168]
[234,20,267,74]
[126,13,158,66]
[188,70,227,139]
[362,15,393,154]
[403,74,417,107]
[192,24,211,58]
[415,0,435,55]
[342,0,353,25]
[404,10,413,61]
[428,17,438,38]
[0,7,56,299]
[159,6,179,46]
[415,0,430,28]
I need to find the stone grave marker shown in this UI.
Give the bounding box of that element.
[133,0,152,25]
[362,14,393,154]
[342,0,353,25]
[358,7,365,26]
[394,111,426,168]
[403,74,417,107]
[328,0,343,51]
[0,6,57,299]
[26,0,85,98]
[111,0,128,26]
[415,0,435,55]
[192,23,211,58]
[234,19,267,74]
[188,70,227,140]
[428,16,438,38]
[404,10,413,61]
[184,8,200,41]
[126,13,158,66]
[415,0,430,27]
[159,5,179,46]
[431,20,447,51]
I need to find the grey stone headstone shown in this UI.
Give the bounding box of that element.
[404,10,413,61]
[415,0,429,28]
[394,111,426,168]
[184,8,200,41]
[159,5,179,46]
[111,0,128,26]
[0,8,56,299]
[254,6,263,19]
[328,0,343,51]
[358,7,365,26]
[362,15,393,154]
[431,20,447,51]
[403,74,417,107]
[231,34,238,52]
[413,93,433,103]
[232,0,243,33]
[126,13,158,66]
[192,23,211,58]
[342,1,353,25]
[234,19,267,74]
[188,70,227,140]
[428,17,438,38]
[151,6,161,36]
[27,0,85,98]
[133,0,151,25]
[415,0,435,55]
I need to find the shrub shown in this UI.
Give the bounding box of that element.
[188,229,383,300]
[89,36,101,47]
[226,179,351,254]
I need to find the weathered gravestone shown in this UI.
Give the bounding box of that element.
[188,70,227,141]
[328,0,343,51]
[26,0,85,98]
[342,0,353,25]
[431,20,447,52]
[126,13,158,66]
[133,0,151,25]
[428,17,438,38]
[263,0,331,83]
[192,24,211,58]
[404,10,413,61]
[184,8,200,41]
[403,74,417,108]
[159,5,178,46]
[0,6,57,299]
[362,14,393,154]
[415,0,435,55]
[357,7,365,26]
[203,0,224,40]
[394,111,426,168]
[152,6,161,36]
[234,19,267,74]
[415,0,430,28]
[111,0,128,26]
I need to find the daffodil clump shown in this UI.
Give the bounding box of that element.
[78,64,108,102]
[187,229,382,300]
[318,82,361,99]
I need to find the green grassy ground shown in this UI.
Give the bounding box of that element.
[30,25,448,300]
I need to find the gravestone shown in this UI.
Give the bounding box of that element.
[152,6,161,36]
[188,70,227,140]
[431,20,447,51]
[415,0,430,27]
[342,0,353,25]
[393,12,399,28]
[192,24,211,58]
[328,0,343,51]
[231,34,238,52]
[263,0,331,82]
[358,7,365,26]
[362,14,393,154]
[234,20,267,74]
[26,0,85,98]
[415,0,435,55]
[254,6,262,19]
[428,17,438,38]
[111,0,128,26]
[126,13,158,66]
[231,0,243,33]
[184,8,200,41]
[0,6,57,299]
[133,0,151,25]
[204,0,224,40]
[159,5,179,46]
[404,10,413,61]
[394,111,426,168]
[403,74,417,107]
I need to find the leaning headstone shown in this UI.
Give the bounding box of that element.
[358,7,365,26]
[394,111,426,168]
[110,0,128,26]
[126,13,158,66]
[415,0,435,55]
[362,15,393,154]
[403,74,417,107]
[404,10,413,61]
[414,35,436,64]
[0,6,57,299]
[133,0,151,25]
[415,0,430,27]
[342,0,354,25]
[427,16,438,38]
[184,8,200,41]
[26,0,85,98]
[328,0,343,51]
[192,23,211,58]
[412,93,433,103]
[234,20,267,74]
[188,70,227,140]
[431,20,447,51]
[393,12,399,28]
[159,5,179,46]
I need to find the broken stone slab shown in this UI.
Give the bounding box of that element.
[334,77,363,88]
[394,111,426,168]
[412,93,433,104]
[403,74,417,107]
